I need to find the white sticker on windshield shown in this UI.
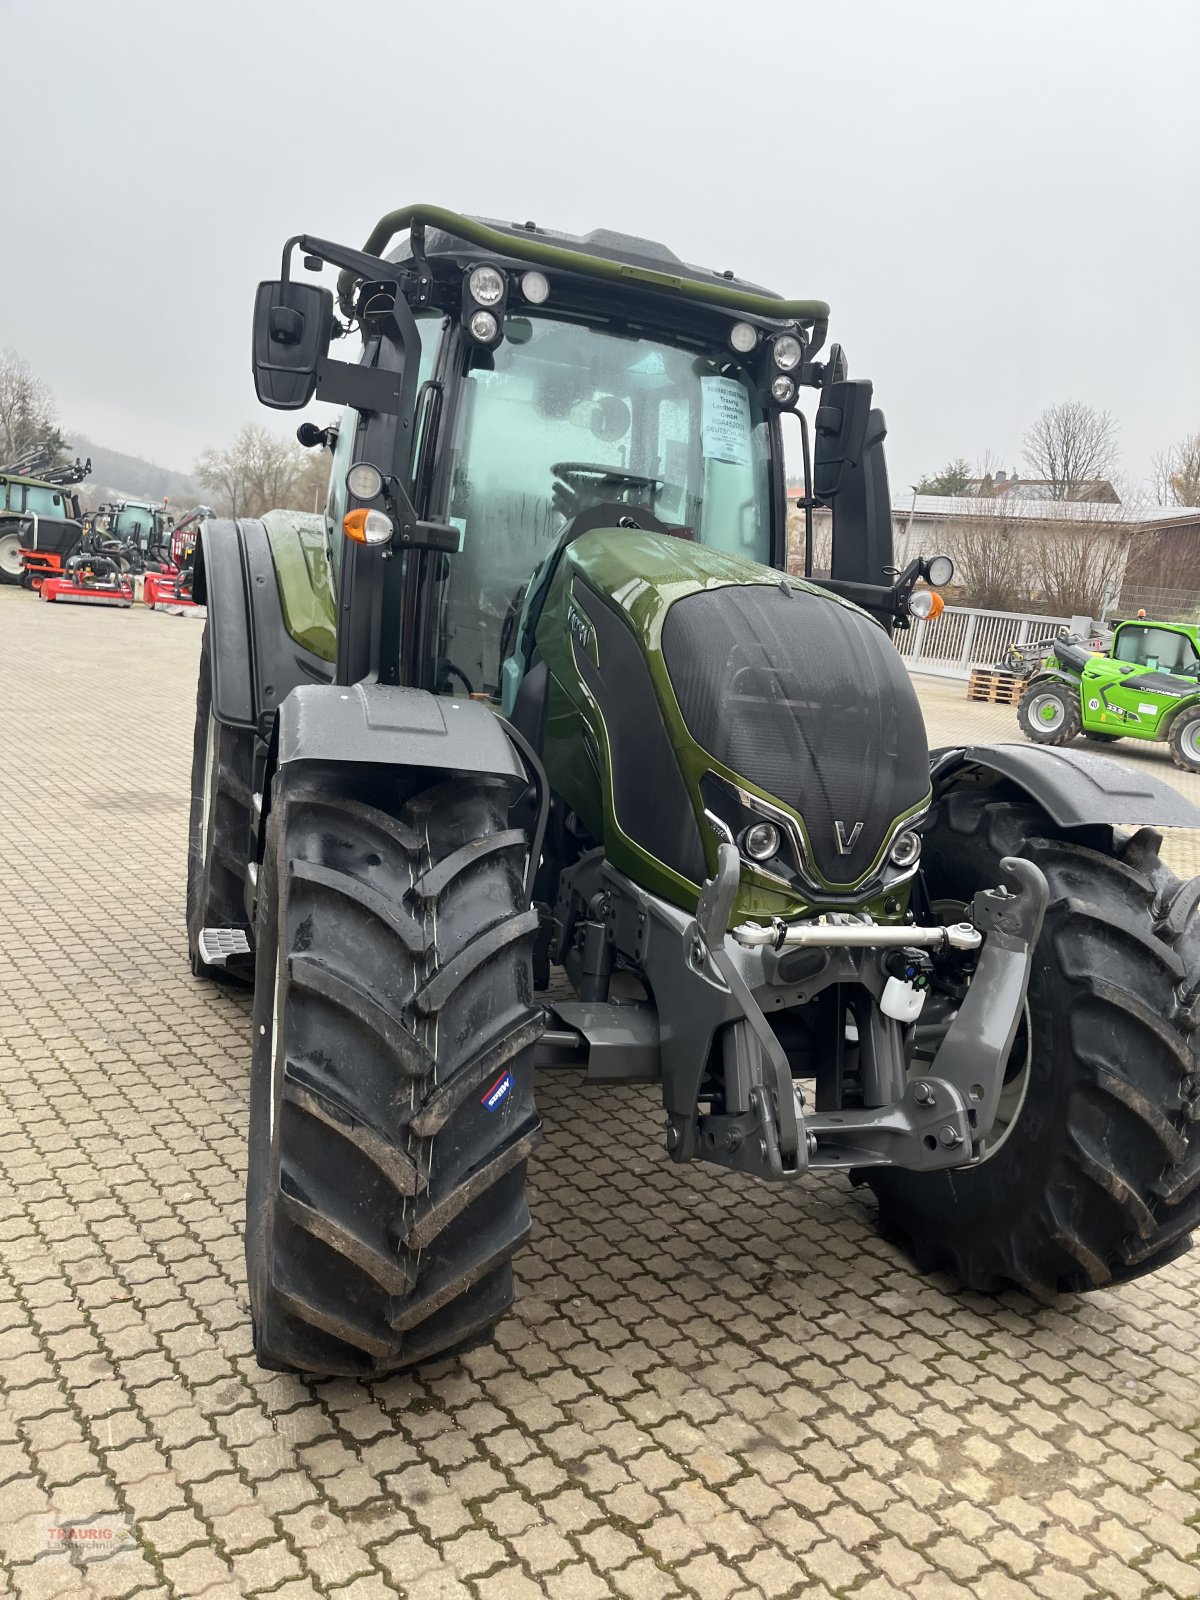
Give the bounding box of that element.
[701,377,752,466]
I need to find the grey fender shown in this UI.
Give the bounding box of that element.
[931,742,1200,829]
[194,518,332,733]
[1024,667,1078,691]
[277,682,526,785]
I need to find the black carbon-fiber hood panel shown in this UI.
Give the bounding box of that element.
[662,584,930,883]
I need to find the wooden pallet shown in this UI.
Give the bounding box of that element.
[967,668,1024,706]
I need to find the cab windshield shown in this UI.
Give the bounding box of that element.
[113,506,157,544]
[434,316,773,698]
[1114,625,1199,674]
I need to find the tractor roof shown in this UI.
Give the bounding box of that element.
[0,472,70,490]
[338,204,829,328]
[397,214,778,302]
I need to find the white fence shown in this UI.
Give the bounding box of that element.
[895,606,1072,679]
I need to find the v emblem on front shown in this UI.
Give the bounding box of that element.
[834,820,863,854]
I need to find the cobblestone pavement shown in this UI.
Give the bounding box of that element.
[1,586,1198,1600]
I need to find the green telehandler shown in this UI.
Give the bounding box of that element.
[188,206,1200,1376]
[1018,619,1200,771]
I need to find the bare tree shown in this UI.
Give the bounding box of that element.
[1022,401,1120,500]
[1151,432,1200,507]
[195,424,312,520]
[1032,502,1130,617]
[0,348,61,464]
[948,497,1032,610]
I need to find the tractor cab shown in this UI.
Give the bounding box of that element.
[1109,620,1200,676]
[2,448,91,587]
[90,500,174,565]
[249,209,938,701]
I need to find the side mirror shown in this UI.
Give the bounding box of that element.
[812,378,873,501]
[252,281,333,409]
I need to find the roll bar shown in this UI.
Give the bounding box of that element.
[336,204,831,328]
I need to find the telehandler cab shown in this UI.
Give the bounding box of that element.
[189,206,1200,1376]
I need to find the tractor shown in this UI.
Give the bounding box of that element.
[188,206,1200,1377]
[0,446,91,586]
[1018,618,1200,772]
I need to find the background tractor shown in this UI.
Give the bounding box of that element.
[189,206,1200,1377]
[1018,618,1200,771]
[0,445,91,586]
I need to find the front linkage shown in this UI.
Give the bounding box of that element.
[543,841,1047,1182]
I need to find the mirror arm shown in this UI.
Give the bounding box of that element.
[279,233,415,303]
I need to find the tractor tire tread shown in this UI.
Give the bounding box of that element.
[868,789,1200,1297]
[247,768,541,1376]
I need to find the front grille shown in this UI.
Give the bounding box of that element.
[661,583,930,884]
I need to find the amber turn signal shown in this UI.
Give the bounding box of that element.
[343,508,393,546]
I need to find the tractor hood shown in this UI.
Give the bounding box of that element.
[535,527,932,917]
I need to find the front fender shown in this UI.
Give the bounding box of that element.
[931,743,1200,830]
[1023,667,1080,693]
[277,682,526,787]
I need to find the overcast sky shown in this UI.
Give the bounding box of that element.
[5,0,1197,497]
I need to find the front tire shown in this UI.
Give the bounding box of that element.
[247,766,542,1375]
[1017,681,1081,745]
[1169,707,1200,773]
[868,788,1200,1297]
[0,527,23,585]
[186,626,255,979]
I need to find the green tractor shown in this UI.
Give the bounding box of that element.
[189,205,1200,1376]
[1018,619,1200,772]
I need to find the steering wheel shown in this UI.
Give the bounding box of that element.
[552,461,663,494]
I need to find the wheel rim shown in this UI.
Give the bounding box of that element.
[0,530,22,579]
[1029,693,1065,731]
[923,897,1034,1162]
[1182,722,1200,763]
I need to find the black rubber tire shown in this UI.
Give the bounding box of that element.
[186,626,255,980]
[867,788,1200,1297]
[1169,707,1200,774]
[1017,681,1081,746]
[0,527,22,585]
[246,765,542,1376]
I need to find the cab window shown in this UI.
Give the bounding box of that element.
[25,487,63,517]
[433,316,771,698]
[1114,626,1198,673]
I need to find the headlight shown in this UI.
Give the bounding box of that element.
[925,554,955,587]
[771,376,797,405]
[772,334,803,371]
[468,266,505,305]
[890,830,921,868]
[469,310,499,342]
[729,322,758,354]
[342,508,393,546]
[345,462,384,500]
[521,270,550,304]
[741,820,782,862]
